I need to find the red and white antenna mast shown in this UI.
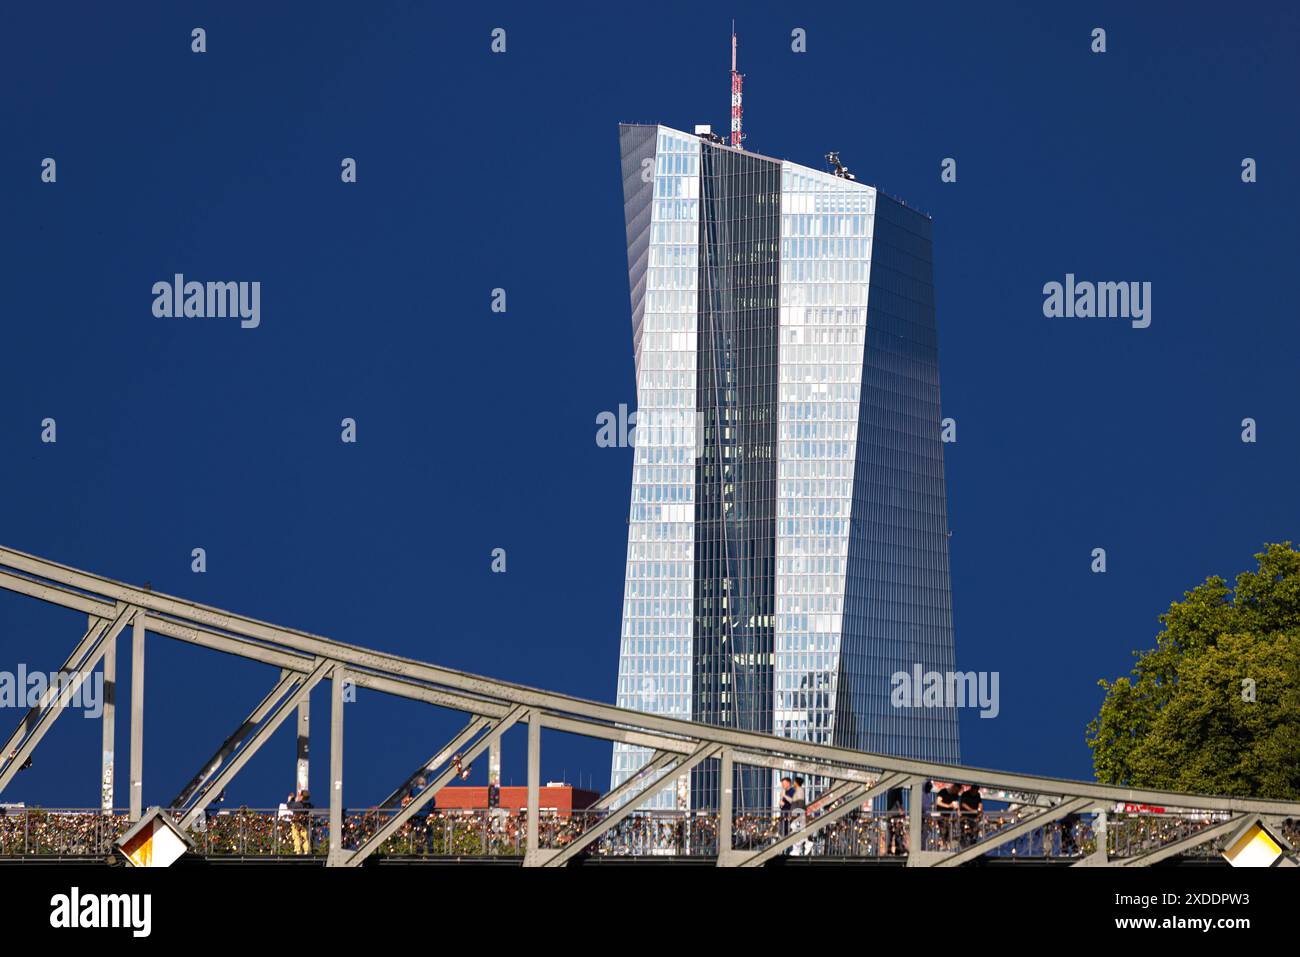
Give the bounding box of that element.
[730,24,744,148]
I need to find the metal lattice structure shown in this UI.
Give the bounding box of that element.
[0,544,1296,867]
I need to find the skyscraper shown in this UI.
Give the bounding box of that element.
[611,122,960,811]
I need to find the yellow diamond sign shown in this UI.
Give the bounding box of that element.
[1222,818,1289,868]
[115,808,194,868]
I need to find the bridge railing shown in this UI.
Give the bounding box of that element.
[1105,812,1236,860]
[0,808,133,858]
[191,808,529,858]
[5,806,1275,862]
[541,808,1094,859]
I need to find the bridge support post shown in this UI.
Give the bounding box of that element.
[907,778,924,864]
[128,610,146,821]
[715,748,755,865]
[1072,806,1111,866]
[527,715,539,853]
[717,748,733,864]
[1092,809,1108,864]
[488,736,500,794]
[523,715,559,865]
[327,664,345,866]
[98,614,115,814]
[296,694,310,796]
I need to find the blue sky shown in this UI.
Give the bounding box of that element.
[1,1,1297,808]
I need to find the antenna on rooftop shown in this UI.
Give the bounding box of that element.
[825,151,857,181]
[730,23,744,148]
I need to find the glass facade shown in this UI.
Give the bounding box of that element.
[612,125,959,810]
[836,195,960,764]
[774,163,872,769]
[611,126,700,809]
[690,145,781,812]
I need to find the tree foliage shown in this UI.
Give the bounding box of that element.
[1086,542,1300,799]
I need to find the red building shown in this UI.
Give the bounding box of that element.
[434,784,598,817]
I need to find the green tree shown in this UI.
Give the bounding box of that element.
[1086,542,1300,799]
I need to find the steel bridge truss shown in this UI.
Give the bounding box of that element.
[1,545,1297,867]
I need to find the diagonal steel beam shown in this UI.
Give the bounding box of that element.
[168,670,306,810]
[179,658,333,829]
[0,613,110,773]
[0,604,135,797]
[809,779,863,811]
[592,749,678,812]
[1119,813,1246,867]
[377,716,491,809]
[543,743,722,867]
[932,796,1094,868]
[731,750,883,785]
[343,705,529,867]
[742,772,908,867]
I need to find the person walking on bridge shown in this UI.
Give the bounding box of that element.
[958,784,983,849]
[789,777,808,855]
[289,788,313,855]
[934,781,961,850]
